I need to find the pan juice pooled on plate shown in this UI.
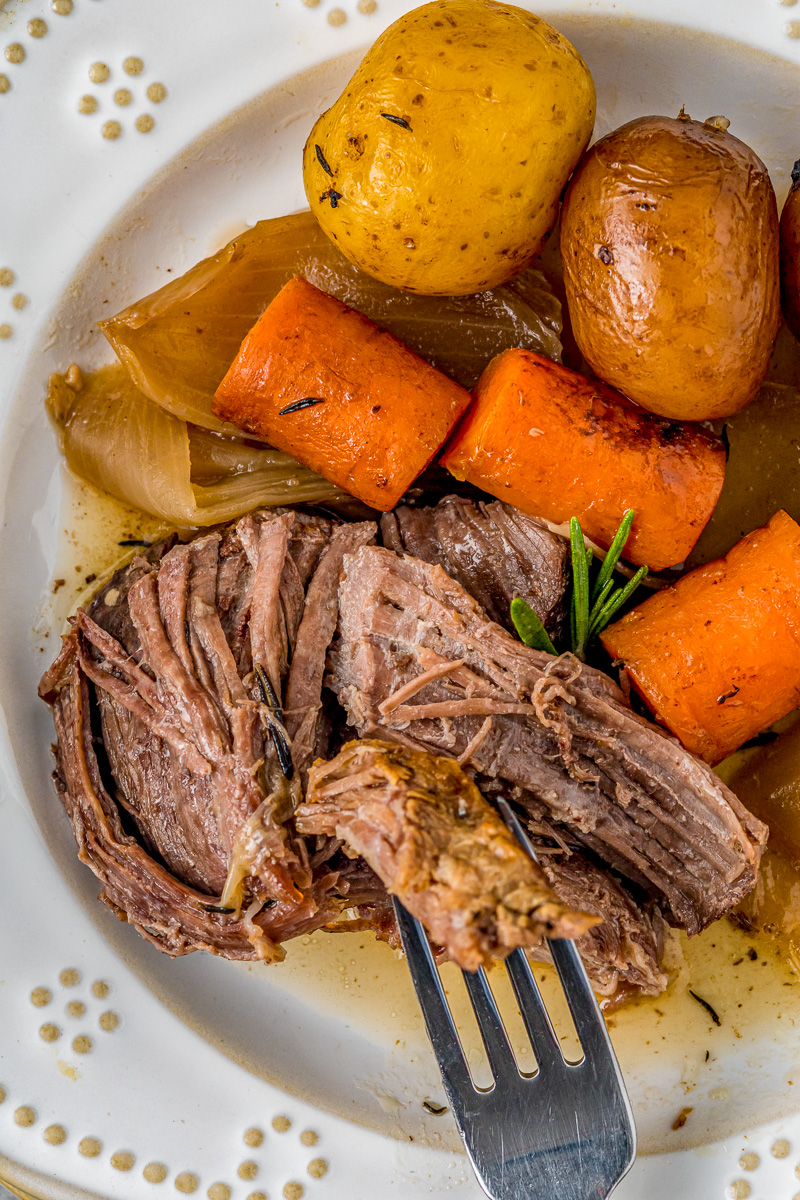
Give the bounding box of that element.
[36,0,800,1037]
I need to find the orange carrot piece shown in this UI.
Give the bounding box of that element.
[440,349,726,570]
[213,276,471,511]
[600,510,800,765]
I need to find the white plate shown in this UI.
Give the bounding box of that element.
[4,0,800,1196]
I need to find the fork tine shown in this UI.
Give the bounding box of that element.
[461,968,517,1080]
[392,898,473,1097]
[504,948,563,1073]
[548,935,618,1063]
[497,796,610,1063]
[496,797,543,865]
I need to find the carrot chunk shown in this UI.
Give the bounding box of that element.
[213,276,471,511]
[601,510,800,764]
[440,349,726,570]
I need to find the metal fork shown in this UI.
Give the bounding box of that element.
[393,798,636,1200]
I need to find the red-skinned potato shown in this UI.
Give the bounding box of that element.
[780,159,800,341]
[560,114,781,421]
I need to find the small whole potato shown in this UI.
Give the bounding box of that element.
[560,114,781,421]
[303,0,595,296]
[780,160,800,341]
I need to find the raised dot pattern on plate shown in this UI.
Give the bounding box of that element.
[1,3,62,96]
[77,54,167,138]
[0,265,27,342]
[715,1134,800,1200]
[0,1100,333,1200]
[7,968,135,1171]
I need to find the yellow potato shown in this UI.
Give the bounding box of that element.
[303,0,595,295]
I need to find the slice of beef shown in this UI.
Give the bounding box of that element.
[284,522,377,780]
[329,546,768,936]
[381,496,569,639]
[530,841,668,997]
[295,738,597,971]
[39,508,378,960]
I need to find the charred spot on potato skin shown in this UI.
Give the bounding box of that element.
[346,134,366,159]
[792,158,800,190]
[596,245,614,265]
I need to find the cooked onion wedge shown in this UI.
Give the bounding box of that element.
[100,210,562,435]
[47,364,341,527]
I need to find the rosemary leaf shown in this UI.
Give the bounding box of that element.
[510,598,556,655]
[588,565,649,637]
[591,508,635,605]
[589,577,614,624]
[570,517,590,661]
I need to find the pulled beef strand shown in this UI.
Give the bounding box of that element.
[296,738,597,971]
[284,522,376,779]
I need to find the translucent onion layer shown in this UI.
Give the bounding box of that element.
[100,210,563,436]
[47,364,341,527]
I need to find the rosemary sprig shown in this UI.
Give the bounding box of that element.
[570,517,591,660]
[510,509,649,661]
[510,598,556,654]
[591,508,635,605]
[587,564,648,638]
